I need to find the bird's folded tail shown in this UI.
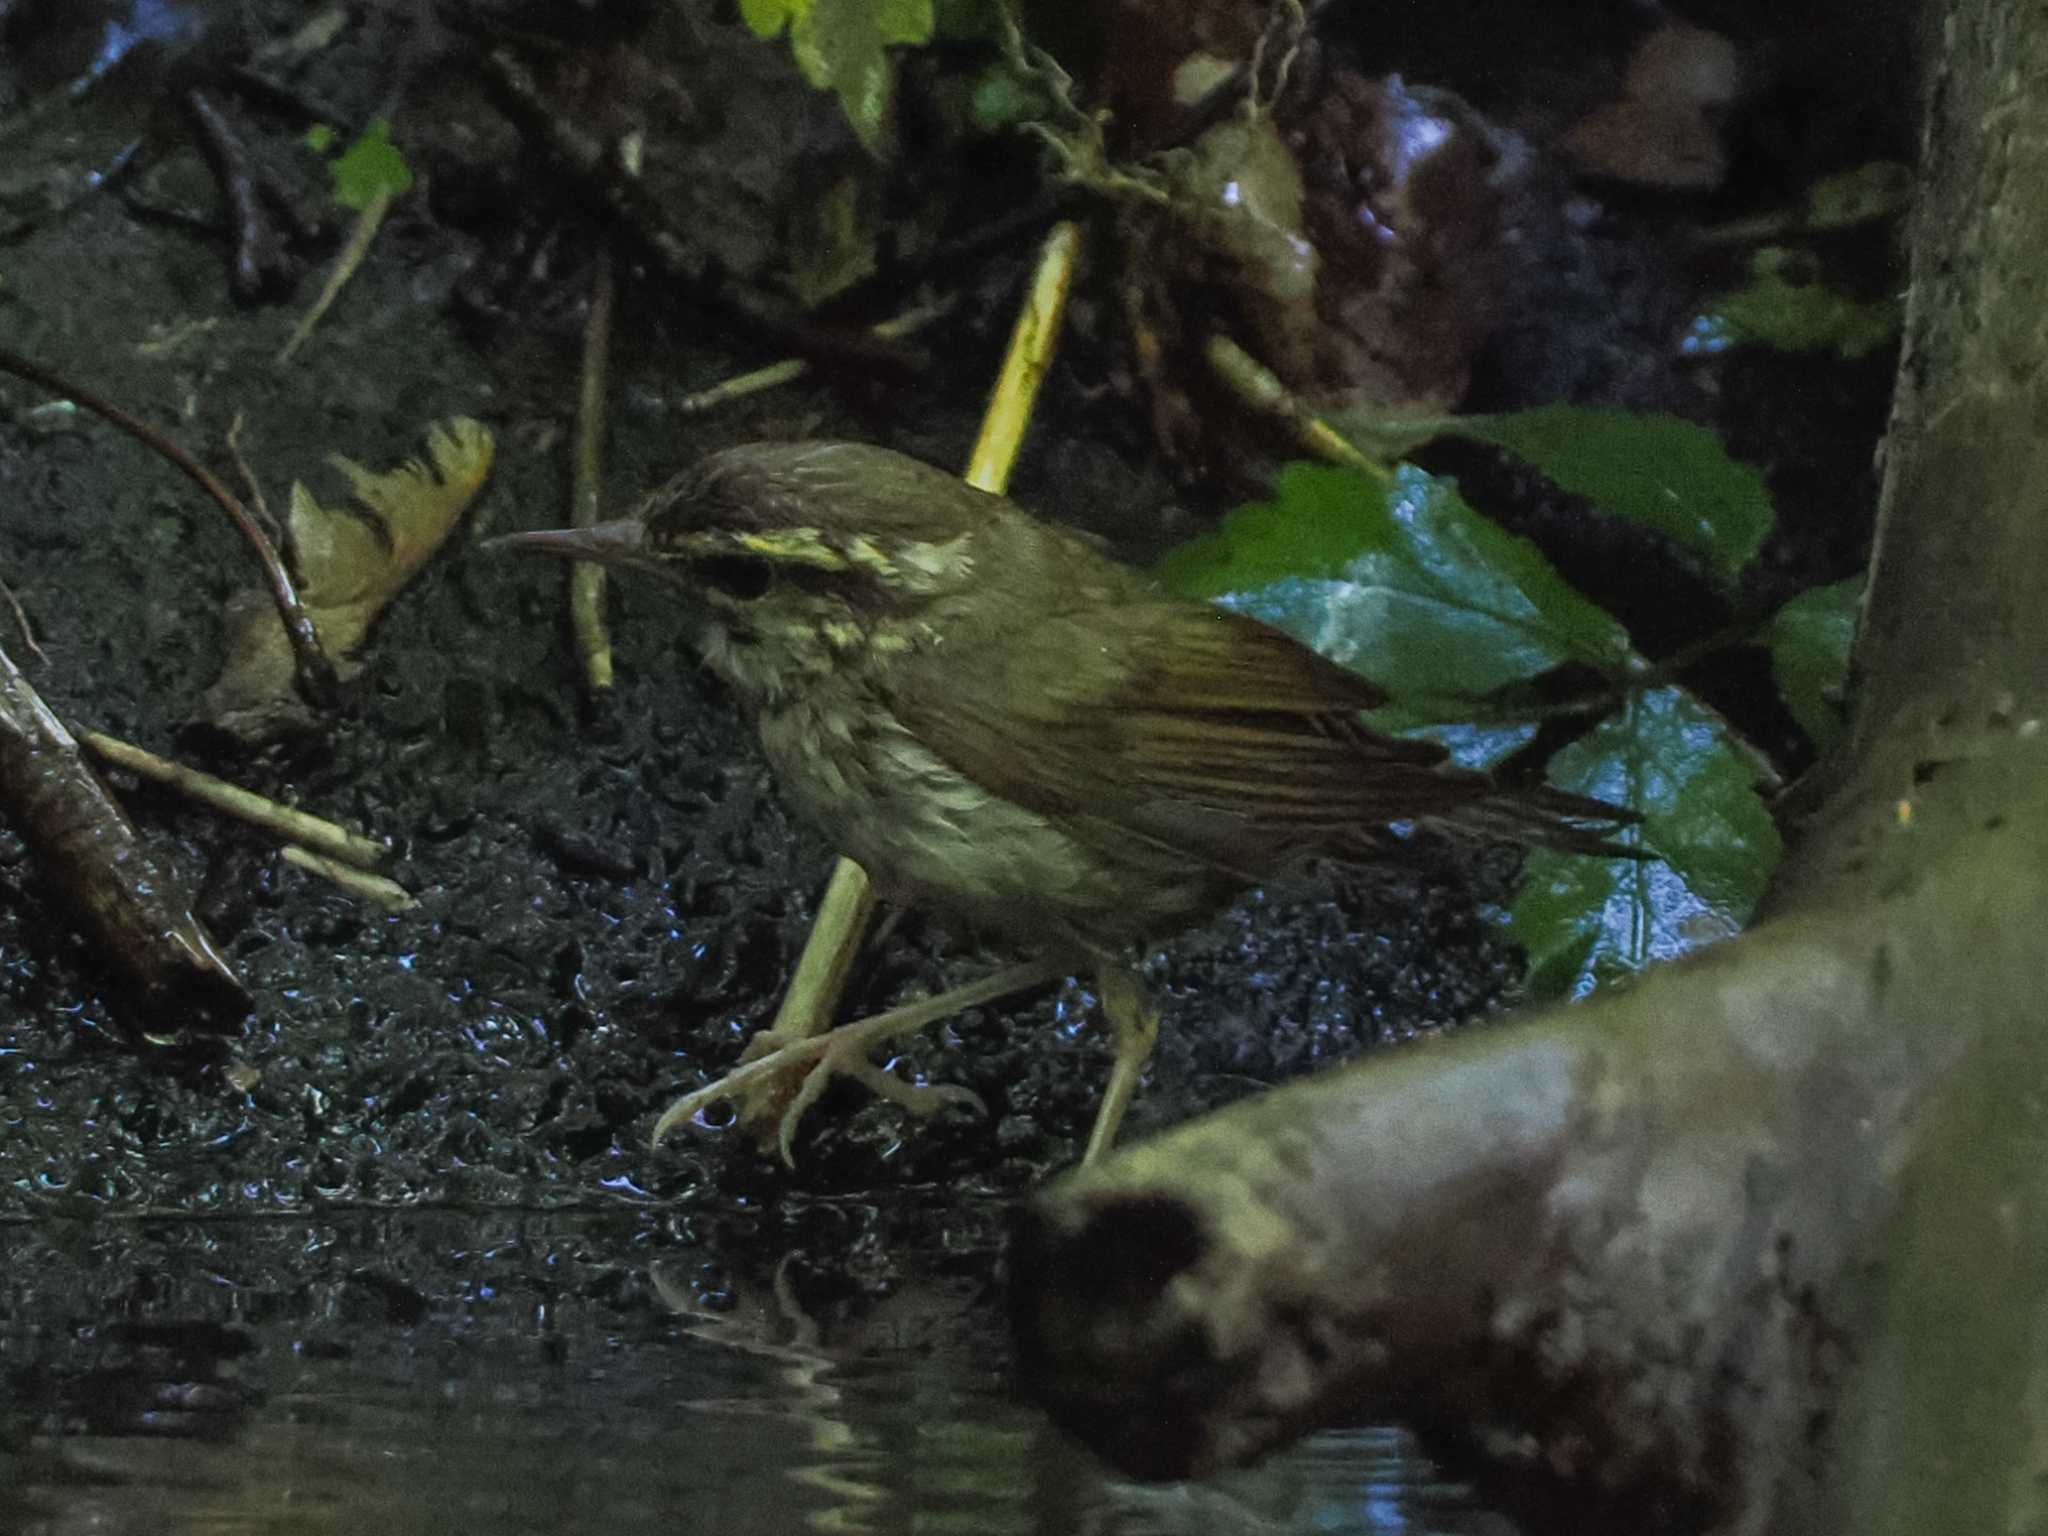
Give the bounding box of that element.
[1447,784,1647,860]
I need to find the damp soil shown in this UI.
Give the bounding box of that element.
[0,2,1899,1529]
[0,0,1567,1226]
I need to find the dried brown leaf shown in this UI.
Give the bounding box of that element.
[1559,23,1743,190]
[201,418,494,741]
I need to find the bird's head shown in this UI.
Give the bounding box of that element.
[495,441,990,704]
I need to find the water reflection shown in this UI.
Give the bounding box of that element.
[1,1215,1508,1536]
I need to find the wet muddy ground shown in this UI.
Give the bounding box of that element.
[0,0,1585,1229]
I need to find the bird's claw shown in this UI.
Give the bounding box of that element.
[649,957,1064,1168]
[649,1022,986,1169]
[772,1039,986,1166]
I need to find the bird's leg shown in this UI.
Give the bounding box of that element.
[746,861,880,1058]
[1082,963,1161,1164]
[651,956,1069,1167]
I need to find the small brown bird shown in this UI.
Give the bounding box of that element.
[503,441,1631,1163]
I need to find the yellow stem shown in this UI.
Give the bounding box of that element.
[276,185,391,366]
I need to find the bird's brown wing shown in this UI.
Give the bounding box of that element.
[890,600,1611,879]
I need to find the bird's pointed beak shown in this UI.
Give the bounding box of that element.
[487,519,657,574]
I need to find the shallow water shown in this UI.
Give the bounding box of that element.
[0,1214,1507,1536]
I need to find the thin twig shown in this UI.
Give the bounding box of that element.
[276,184,392,364]
[673,297,954,416]
[818,190,1072,321]
[186,89,295,304]
[224,411,282,547]
[0,344,338,706]
[571,245,617,695]
[1244,0,1309,118]
[1146,0,1336,152]
[81,730,392,870]
[996,5,1172,208]
[253,2,352,65]
[1202,333,1396,487]
[282,844,416,911]
[0,575,46,664]
[226,65,359,138]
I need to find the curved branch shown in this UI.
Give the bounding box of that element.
[0,345,338,707]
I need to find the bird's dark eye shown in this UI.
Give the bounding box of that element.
[694,554,775,601]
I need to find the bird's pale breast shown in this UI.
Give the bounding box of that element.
[755,688,1219,956]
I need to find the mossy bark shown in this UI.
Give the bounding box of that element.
[1012,0,2048,1529]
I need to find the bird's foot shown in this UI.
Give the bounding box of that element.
[649,957,1066,1168]
[649,1023,985,1169]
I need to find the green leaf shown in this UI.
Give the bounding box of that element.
[746,0,934,151]
[1766,575,1863,754]
[740,0,800,35]
[1452,405,1775,585]
[1153,462,1781,1000]
[1506,685,1782,1000]
[329,119,412,212]
[1683,247,1902,362]
[1156,462,1640,703]
[1357,698,1538,772]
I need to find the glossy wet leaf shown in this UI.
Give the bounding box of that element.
[1767,575,1863,754]
[1155,462,1639,704]
[329,119,412,212]
[1683,248,1902,361]
[1507,685,1781,1000]
[1356,699,1538,772]
[1324,405,1777,587]
[1455,406,1775,584]
[742,0,935,151]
